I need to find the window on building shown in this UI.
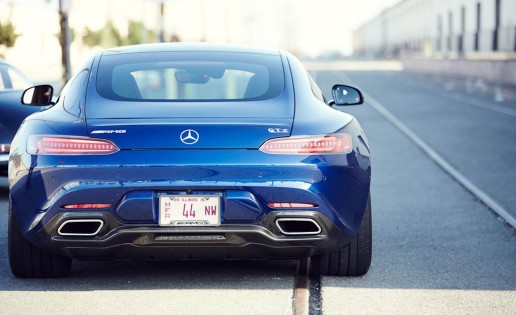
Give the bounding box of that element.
[475,2,481,51]
[437,15,442,51]
[448,11,453,51]
[493,0,500,51]
[459,6,465,53]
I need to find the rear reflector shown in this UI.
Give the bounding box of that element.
[259,133,352,154]
[27,135,119,155]
[63,204,111,209]
[268,203,317,208]
[0,144,10,153]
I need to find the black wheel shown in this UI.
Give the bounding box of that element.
[311,195,372,276]
[8,202,72,278]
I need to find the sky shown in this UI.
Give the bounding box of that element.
[2,0,400,54]
[284,0,400,56]
[0,0,400,80]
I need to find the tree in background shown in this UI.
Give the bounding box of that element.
[0,21,17,48]
[83,20,123,48]
[0,4,18,58]
[83,20,156,48]
[125,20,156,46]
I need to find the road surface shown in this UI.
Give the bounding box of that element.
[0,65,514,314]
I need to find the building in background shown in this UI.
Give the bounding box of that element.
[353,0,516,85]
[353,0,434,58]
[434,0,516,56]
[354,0,516,59]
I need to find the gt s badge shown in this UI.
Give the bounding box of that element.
[268,128,289,134]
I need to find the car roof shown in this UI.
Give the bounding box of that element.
[102,43,282,56]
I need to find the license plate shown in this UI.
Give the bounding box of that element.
[159,195,220,226]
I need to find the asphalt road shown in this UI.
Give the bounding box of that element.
[314,69,515,314]
[0,67,515,314]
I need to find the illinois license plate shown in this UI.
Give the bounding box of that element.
[159,195,220,226]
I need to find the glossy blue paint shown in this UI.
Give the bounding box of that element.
[116,191,155,222]
[225,190,263,221]
[8,44,371,260]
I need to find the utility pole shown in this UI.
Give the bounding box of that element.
[146,0,167,43]
[59,0,71,85]
[159,1,165,42]
[200,0,205,41]
[141,1,147,43]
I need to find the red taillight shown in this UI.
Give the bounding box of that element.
[63,204,111,209]
[268,203,317,208]
[259,134,352,154]
[27,136,119,155]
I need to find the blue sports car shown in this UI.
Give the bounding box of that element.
[8,43,371,278]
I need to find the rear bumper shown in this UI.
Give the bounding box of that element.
[31,211,350,260]
[10,148,370,259]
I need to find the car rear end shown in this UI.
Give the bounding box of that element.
[9,46,371,263]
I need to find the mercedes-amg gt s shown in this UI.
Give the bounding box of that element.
[8,44,371,278]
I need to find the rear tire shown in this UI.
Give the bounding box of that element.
[311,195,372,276]
[8,202,72,278]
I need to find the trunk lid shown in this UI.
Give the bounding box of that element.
[87,117,293,149]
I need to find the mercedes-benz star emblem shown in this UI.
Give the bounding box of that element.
[180,129,200,145]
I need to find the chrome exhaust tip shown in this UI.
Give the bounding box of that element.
[275,218,322,235]
[57,219,104,236]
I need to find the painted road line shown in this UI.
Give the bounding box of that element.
[365,92,516,229]
[331,70,516,229]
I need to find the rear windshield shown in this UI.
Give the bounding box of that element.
[96,52,285,102]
